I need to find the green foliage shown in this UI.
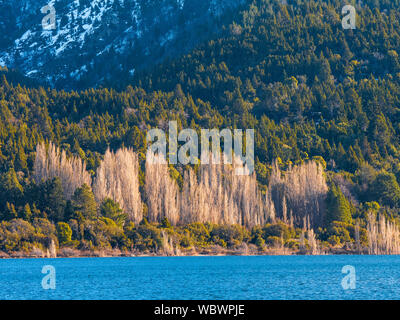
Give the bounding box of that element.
[210,224,249,248]
[57,222,72,245]
[0,168,23,211]
[370,172,400,207]
[126,222,163,252]
[0,218,57,252]
[38,178,66,222]
[182,222,211,247]
[21,204,32,221]
[161,217,172,229]
[100,198,127,227]
[319,221,368,248]
[71,184,97,220]
[262,222,294,242]
[326,184,352,225]
[254,235,265,250]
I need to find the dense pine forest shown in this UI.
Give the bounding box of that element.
[1,0,400,257]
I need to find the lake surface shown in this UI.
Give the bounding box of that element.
[0,255,400,300]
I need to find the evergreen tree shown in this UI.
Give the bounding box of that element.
[72,184,98,220]
[21,203,32,221]
[0,168,23,209]
[39,177,66,222]
[326,184,352,225]
[100,198,127,227]
[370,172,400,208]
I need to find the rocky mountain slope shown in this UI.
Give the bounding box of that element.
[0,0,246,89]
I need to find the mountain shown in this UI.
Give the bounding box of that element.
[0,0,246,89]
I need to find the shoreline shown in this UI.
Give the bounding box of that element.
[0,247,369,259]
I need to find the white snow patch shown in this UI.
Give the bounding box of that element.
[26,70,38,76]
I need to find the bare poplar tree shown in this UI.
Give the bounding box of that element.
[367,212,400,255]
[355,221,361,253]
[33,142,92,199]
[145,153,180,225]
[93,148,142,223]
[268,160,328,227]
[307,229,319,255]
[180,157,274,228]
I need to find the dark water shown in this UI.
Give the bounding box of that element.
[0,255,399,300]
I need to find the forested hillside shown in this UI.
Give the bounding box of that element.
[1,0,400,257]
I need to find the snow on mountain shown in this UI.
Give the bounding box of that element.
[0,0,246,89]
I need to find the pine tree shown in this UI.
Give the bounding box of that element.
[370,172,400,207]
[72,184,97,220]
[100,198,127,227]
[325,184,352,225]
[40,177,66,223]
[0,168,23,208]
[21,203,32,221]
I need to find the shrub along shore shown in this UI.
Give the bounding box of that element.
[0,217,375,259]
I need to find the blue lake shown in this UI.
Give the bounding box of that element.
[0,255,399,300]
